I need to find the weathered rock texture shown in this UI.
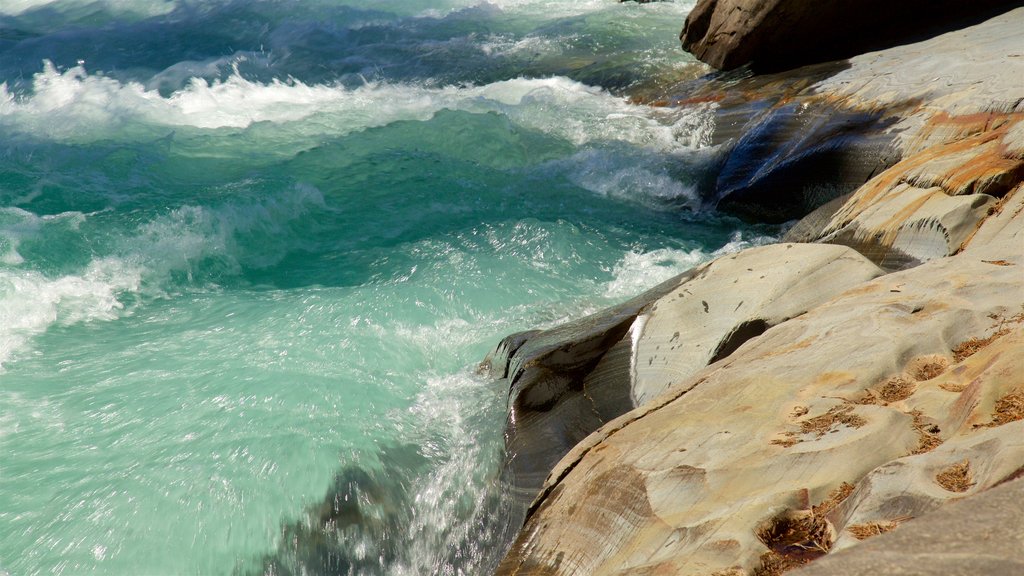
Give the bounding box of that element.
[484,243,883,504]
[491,7,1024,576]
[496,185,1024,576]
[790,476,1024,576]
[679,0,1021,72]
[658,6,1024,227]
[628,244,884,405]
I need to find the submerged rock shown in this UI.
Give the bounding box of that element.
[257,444,427,576]
[255,442,515,576]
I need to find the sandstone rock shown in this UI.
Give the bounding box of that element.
[962,183,1024,259]
[816,183,995,269]
[792,477,1024,576]
[679,0,1021,72]
[673,8,1024,225]
[490,9,1024,575]
[485,244,883,504]
[495,200,1024,575]
[789,114,1024,268]
[630,243,883,405]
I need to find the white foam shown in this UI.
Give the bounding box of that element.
[1,62,715,158]
[471,78,714,151]
[400,366,506,575]
[0,261,139,370]
[0,62,364,137]
[0,209,132,369]
[0,184,325,370]
[712,229,778,256]
[0,208,87,265]
[563,149,701,209]
[603,230,779,300]
[603,247,707,300]
[478,33,569,58]
[457,0,692,20]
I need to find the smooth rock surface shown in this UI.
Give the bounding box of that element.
[806,112,1024,267]
[631,243,884,404]
[497,199,1024,575]
[486,244,883,504]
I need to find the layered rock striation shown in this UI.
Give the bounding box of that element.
[488,6,1024,575]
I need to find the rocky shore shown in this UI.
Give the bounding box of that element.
[485,3,1024,574]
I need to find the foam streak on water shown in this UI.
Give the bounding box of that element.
[0,0,773,574]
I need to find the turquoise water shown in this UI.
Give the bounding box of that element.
[0,1,772,574]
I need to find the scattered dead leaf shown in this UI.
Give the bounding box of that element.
[812,482,855,517]
[953,331,1007,363]
[936,460,975,492]
[911,410,943,454]
[992,389,1024,425]
[939,381,968,393]
[977,389,1024,427]
[910,357,949,381]
[753,484,854,574]
[771,434,800,448]
[791,406,809,418]
[800,405,867,437]
[774,406,868,448]
[853,392,879,405]
[877,376,916,403]
[981,259,1014,266]
[847,516,912,540]
[756,511,831,564]
[753,550,803,576]
[953,311,1024,363]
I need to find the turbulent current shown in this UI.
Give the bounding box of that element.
[0,1,774,574]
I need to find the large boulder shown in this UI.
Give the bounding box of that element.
[483,244,882,505]
[490,9,1024,574]
[495,185,1024,575]
[671,7,1024,226]
[679,0,1020,72]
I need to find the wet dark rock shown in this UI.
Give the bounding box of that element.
[646,62,900,224]
[482,273,690,504]
[256,445,424,576]
[255,443,515,576]
[643,61,901,223]
[710,101,898,223]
